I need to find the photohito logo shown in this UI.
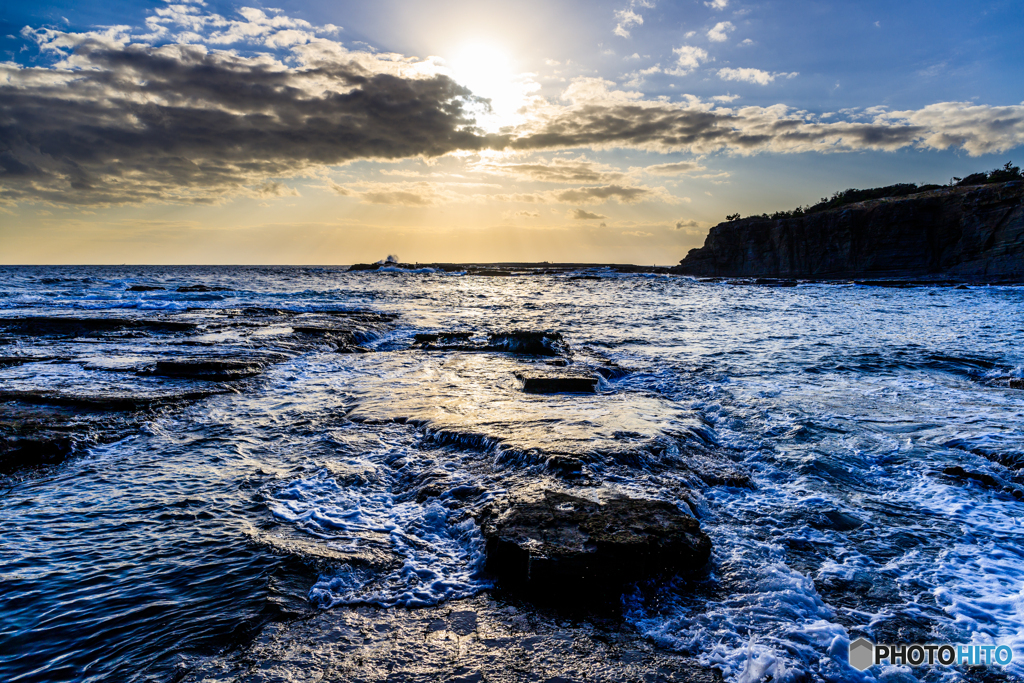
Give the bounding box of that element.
[848,638,1013,671]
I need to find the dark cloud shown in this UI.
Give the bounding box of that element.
[3,30,1023,208]
[509,102,929,155]
[570,208,607,220]
[645,161,704,175]
[554,184,654,203]
[482,158,625,184]
[0,42,500,205]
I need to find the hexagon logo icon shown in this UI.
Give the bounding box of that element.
[849,637,875,671]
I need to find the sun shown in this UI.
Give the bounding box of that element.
[445,42,534,131]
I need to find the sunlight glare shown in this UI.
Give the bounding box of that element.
[446,42,532,131]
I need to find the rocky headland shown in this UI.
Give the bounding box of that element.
[673,179,1024,282]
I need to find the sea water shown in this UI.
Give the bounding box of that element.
[0,266,1022,682]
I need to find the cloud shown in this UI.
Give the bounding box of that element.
[553,184,659,204]
[707,22,735,43]
[613,0,655,37]
[491,183,670,205]
[570,209,607,220]
[712,94,741,102]
[667,46,709,75]
[508,80,1024,158]
[674,218,706,234]
[614,9,644,38]
[622,230,652,236]
[643,161,704,175]
[878,101,1024,156]
[4,10,1024,208]
[623,64,663,87]
[718,67,799,85]
[254,181,300,198]
[705,0,729,9]
[481,158,626,184]
[515,210,540,218]
[361,190,436,206]
[0,41,496,205]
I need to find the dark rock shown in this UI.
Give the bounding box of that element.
[480,491,711,603]
[543,455,586,476]
[515,369,598,394]
[0,389,228,411]
[810,509,864,532]
[487,331,568,356]
[753,278,798,287]
[149,358,265,380]
[1011,379,1024,389]
[673,182,1024,281]
[291,326,367,352]
[0,435,75,473]
[943,465,1002,489]
[0,356,58,367]
[414,332,473,343]
[0,316,196,336]
[468,269,512,276]
[413,332,476,350]
[176,284,232,292]
[127,285,165,291]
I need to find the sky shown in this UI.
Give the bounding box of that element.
[1,0,1022,264]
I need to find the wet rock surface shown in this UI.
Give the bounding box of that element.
[411,330,569,356]
[515,369,599,394]
[180,594,722,683]
[488,331,568,356]
[148,358,267,380]
[480,491,711,604]
[0,308,394,474]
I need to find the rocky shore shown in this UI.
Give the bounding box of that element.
[0,307,392,474]
[673,181,1024,281]
[1,308,723,621]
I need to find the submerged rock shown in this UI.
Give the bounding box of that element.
[1011,379,1024,389]
[412,332,476,350]
[943,465,1024,499]
[515,369,598,393]
[127,285,165,292]
[0,434,75,473]
[176,284,232,292]
[480,491,711,603]
[149,358,265,380]
[486,330,567,356]
[0,316,196,336]
[410,330,570,356]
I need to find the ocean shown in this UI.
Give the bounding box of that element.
[0,265,1022,683]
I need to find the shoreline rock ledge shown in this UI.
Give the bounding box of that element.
[480,491,711,604]
[672,181,1024,281]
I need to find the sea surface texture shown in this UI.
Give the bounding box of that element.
[1,266,1022,683]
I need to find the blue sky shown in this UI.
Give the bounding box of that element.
[1,0,1022,263]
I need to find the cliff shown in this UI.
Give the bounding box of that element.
[672,181,1024,281]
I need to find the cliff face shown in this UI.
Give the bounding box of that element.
[673,181,1024,281]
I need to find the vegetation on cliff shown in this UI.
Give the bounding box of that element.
[726,162,1023,222]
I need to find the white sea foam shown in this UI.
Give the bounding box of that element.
[269,467,490,608]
